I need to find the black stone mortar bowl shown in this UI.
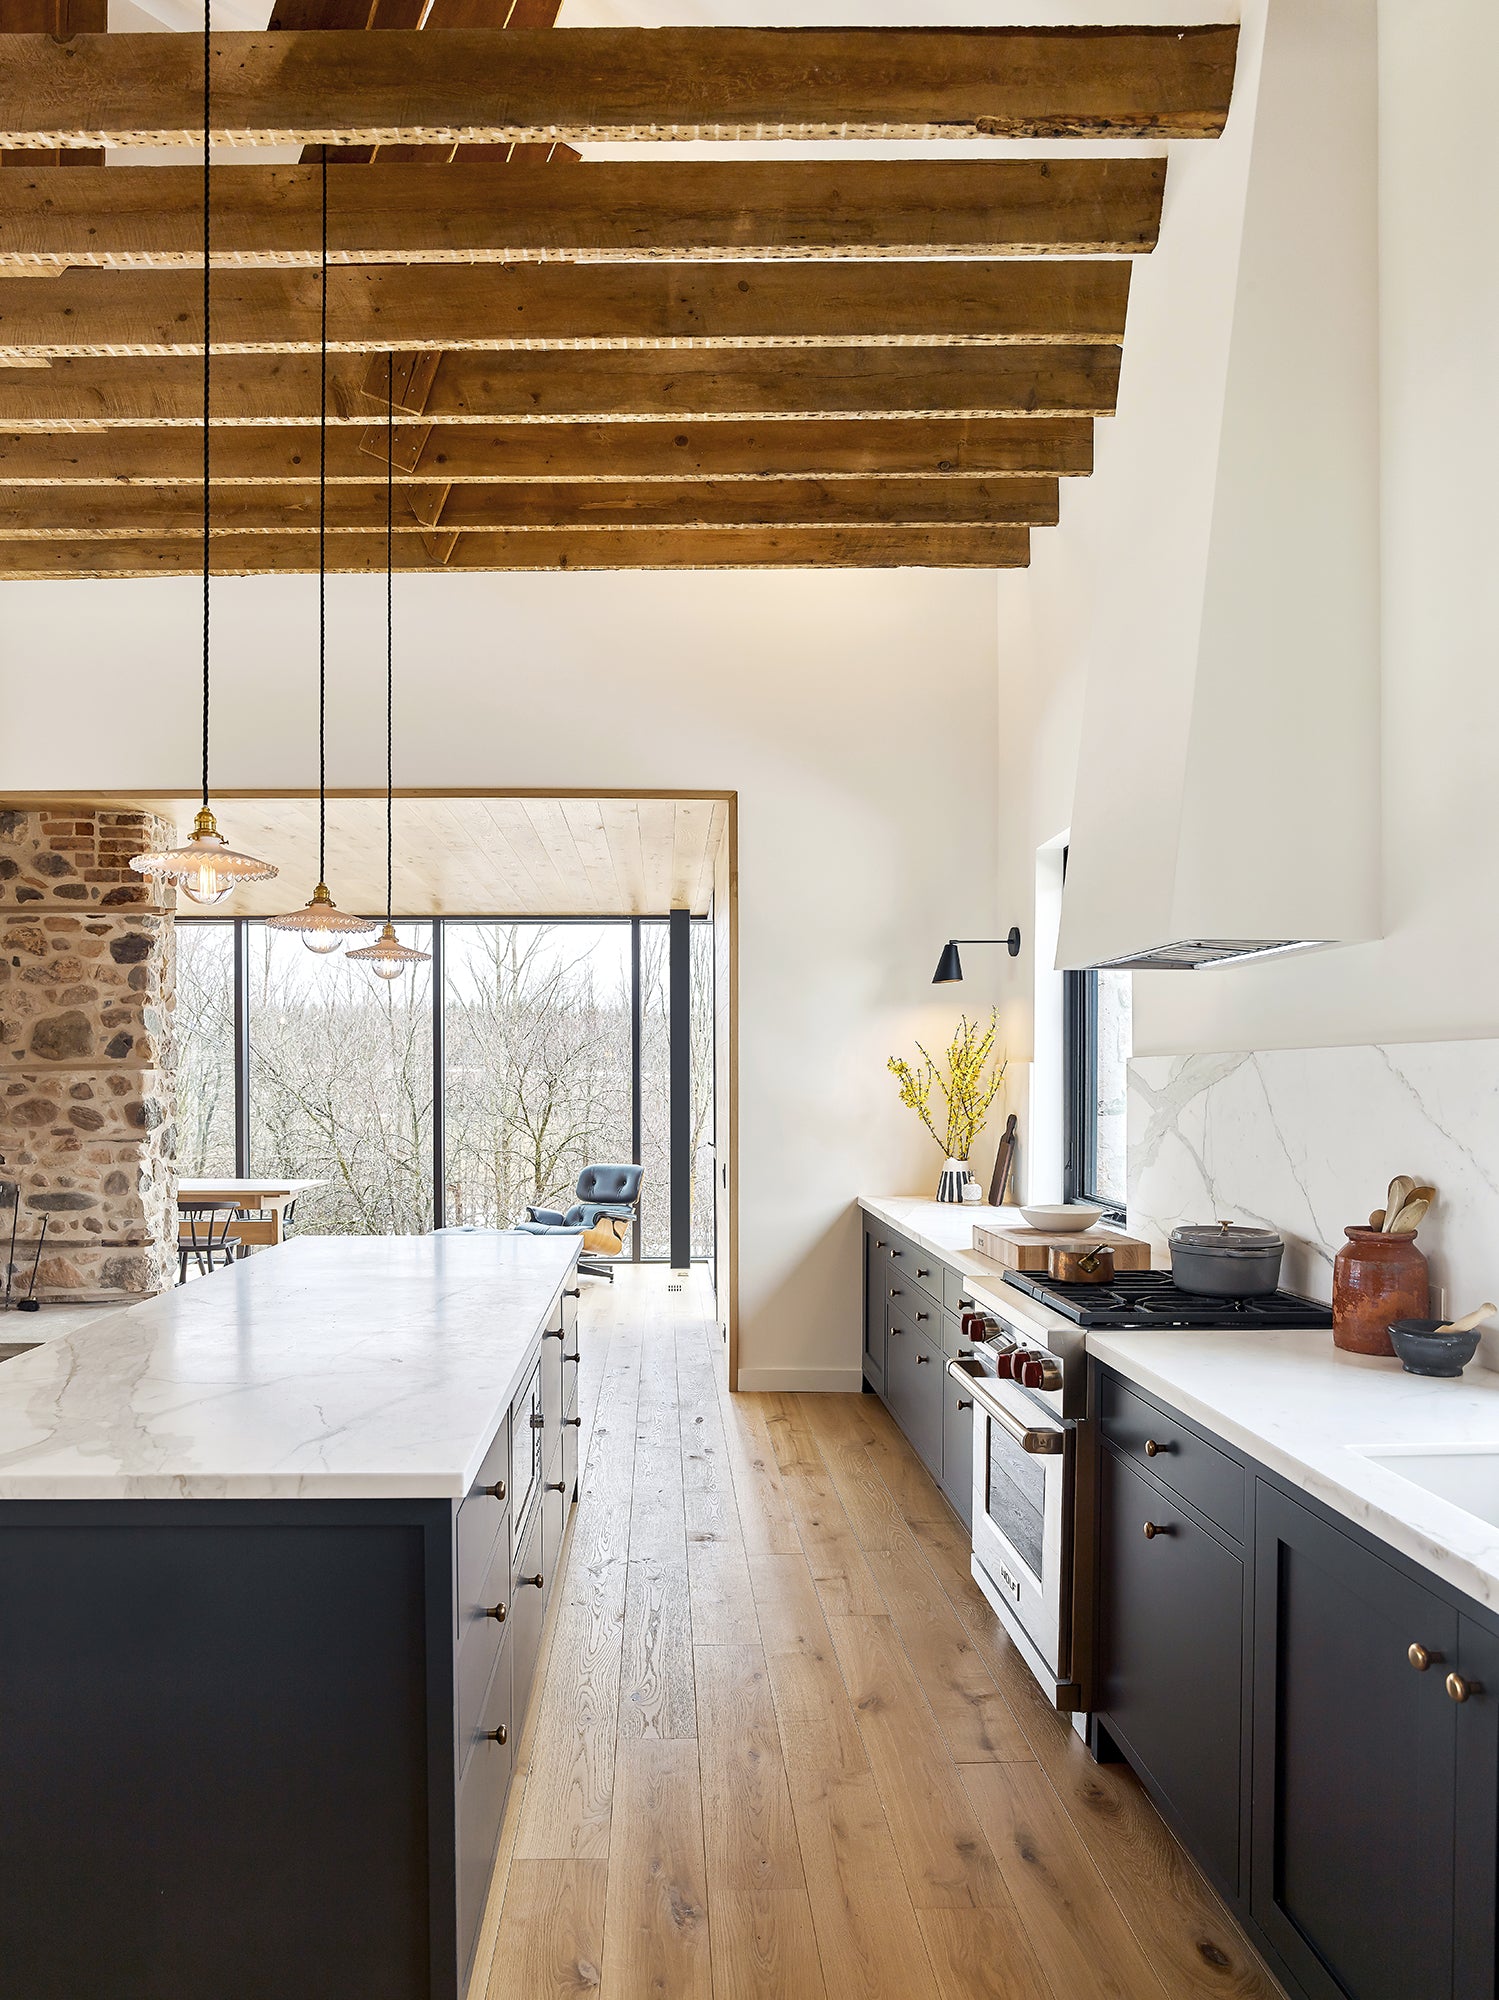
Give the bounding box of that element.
[1388,1318,1483,1379]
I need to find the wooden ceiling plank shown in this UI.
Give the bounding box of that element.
[0,27,1239,148]
[638,800,681,914]
[555,799,619,912]
[0,159,1164,269]
[0,416,1095,484]
[0,259,1133,359]
[517,798,596,916]
[0,346,1122,429]
[0,475,1060,536]
[0,525,1032,574]
[669,800,714,915]
[597,800,647,917]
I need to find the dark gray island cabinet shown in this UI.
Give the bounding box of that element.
[0,1233,582,2000]
[1093,1362,1499,2000]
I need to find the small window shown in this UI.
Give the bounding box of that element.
[1063,966,1132,1219]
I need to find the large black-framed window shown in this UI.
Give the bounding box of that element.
[174,913,712,1259]
[1062,965,1132,1220]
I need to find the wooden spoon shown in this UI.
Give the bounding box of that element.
[1383,1176,1416,1231]
[1368,1208,1386,1230]
[1386,1195,1430,1235]
[1436,1302,1497,1335]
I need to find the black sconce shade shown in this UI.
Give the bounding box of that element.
[932,929,1022,984]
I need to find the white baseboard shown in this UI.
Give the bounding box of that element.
[734,1365,865,1394]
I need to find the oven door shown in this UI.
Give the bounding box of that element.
[950,1358,1077,1708]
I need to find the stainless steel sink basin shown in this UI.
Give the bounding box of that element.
[1358,1447,1499,1530]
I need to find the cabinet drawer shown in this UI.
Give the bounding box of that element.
[562,1394,580,1501]
[456,1421,511,1615]
[541,1323,564,1434]
[1099,1446,1244,1896]
[1099,1371,1245,1543]
[904,1245,944,1309]
[944,1266,981,1317]
[885,1303,944,1478]
[457,1526,511,1768]
[456,1640,514,1988]
[509,1489,548,1727]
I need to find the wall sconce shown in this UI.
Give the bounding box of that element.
[932,930,1022,984]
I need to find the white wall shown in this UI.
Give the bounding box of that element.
[997,0,1499,1069]
[0,567,1000,1389]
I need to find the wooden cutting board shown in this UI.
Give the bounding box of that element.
[972,1222,1153,1273]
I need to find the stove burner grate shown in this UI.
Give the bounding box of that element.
[1002,1267,1333,1331]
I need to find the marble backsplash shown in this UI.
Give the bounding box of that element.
[1129,1041,1499,1368]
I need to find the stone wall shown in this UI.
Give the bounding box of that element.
[0,807,178,1300]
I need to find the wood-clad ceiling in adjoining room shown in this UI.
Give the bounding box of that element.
[51,795,730,917]
[0,14,1240,575]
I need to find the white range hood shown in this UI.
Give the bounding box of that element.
[1055,0,1381,975]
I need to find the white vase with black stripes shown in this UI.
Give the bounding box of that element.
[936,1156,972,1204]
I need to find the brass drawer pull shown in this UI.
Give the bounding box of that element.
[479,1480,507,1501]
[1142,1521,1173,1540]
[916,1268,931,1278]
[916,1311,930,1323]
[1408,1643,1444,1672]
[546,1480,566,1494]
[1447,1673,1482,1704]
[564,1415,582,1428]
[486,1601,507,1623]
[562,1351,580,1364]
[519,1572,544,1589]
[915,1353,931,1365]
[544,1329,564,1341]
[957,1398,973,1411]
[1144,1438,1173,1458]
[485,1724,509,1746]
[563,1287,581,1298]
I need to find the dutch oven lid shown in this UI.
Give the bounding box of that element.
[1170,1219,1284,1254]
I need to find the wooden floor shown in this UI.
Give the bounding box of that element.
[468,1268,1283,2000]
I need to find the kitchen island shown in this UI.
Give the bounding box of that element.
[0,1232,582,2000]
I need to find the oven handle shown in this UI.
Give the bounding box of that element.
[947,1356,1066,1456]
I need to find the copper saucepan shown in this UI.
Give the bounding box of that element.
[1048,1242,1115,1284]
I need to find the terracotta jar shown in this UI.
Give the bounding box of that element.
[1332,1226,1431,1356]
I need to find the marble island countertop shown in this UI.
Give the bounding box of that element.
[859,1193,1499,1612]
[0,1232,579,1502]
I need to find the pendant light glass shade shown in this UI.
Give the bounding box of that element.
[268,148,372,956]
[267,880,376,953]
[349,921,430,980]
[129,1,275,902]
[347,354,430,986]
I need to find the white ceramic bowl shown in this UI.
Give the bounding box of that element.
[1020,1204,1103,1234]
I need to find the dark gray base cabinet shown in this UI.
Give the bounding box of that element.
[0,1286,581,2000]
[862,1219,954,1502]
[1094,1361,1499,2000]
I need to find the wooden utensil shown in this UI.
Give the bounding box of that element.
[1436,1302,1496,1335]
[1387,1196,1431,1235]
[987,1113,1018,1207]
[1383,1176,1416,1231]
[1369,1208,1386,1230]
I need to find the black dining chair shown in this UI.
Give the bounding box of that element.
[177,1201,245,1284]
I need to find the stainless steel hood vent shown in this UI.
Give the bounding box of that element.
[1091,939,1331,973]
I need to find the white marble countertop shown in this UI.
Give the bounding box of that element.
[0,1232,578,1502]
[860,1193,1499,1612]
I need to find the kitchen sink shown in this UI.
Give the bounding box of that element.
[1358,1447,1499,1530]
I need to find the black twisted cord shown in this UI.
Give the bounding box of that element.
[201,0,211,811]
[318,146,328,884]
[386,352,394,923]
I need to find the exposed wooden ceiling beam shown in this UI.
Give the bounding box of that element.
[0,346,1121,428]
[0,27,1239,148]
[0,259,1132,360]
[0,474,1060,536]
[0,416,1095,485]
[0,159,1165,269]
[0,524,1032,575]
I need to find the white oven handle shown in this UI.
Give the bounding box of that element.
[947,1356,1066,1456]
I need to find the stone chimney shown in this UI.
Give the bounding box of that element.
[0,807,178,1301]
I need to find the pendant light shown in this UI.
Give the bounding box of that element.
[349,356,432,984]
[267,149,376,956]
[131,0,276,907]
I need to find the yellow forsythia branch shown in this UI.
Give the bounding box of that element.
[888,1012,1007,1160]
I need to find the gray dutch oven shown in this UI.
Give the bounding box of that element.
[1169,1220,1285,1297]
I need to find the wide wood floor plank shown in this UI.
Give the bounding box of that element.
[618,1555,698,1742]
[485,1857,607,2000]
[710,1887,830,2000]
[748,1550,837,1663]
[695,1643,805,1893]
[601,1740,712,2000]
[916,1908,1057,2000]
[689,1540,762,1650]
[783,1469,889,1617]
[963,1761,1170,2000]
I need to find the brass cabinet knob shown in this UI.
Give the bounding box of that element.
[957,1398,973,1412]
[485,1724,509,1746]
[519,1572,544,1588]
[1447,1673,1482,1704]
[546,1480,566,1494]
[958,1348,973,1360]
[543,1329,564,1342]
[1143,1520,1172,1540]
[915,1353,931,1365]
[480,1481,507,1501]
[917,1268,931,1278]
[1408,1643,1443,1672]
[564,1416,582,1428]
[563,1287,581,1298]
[916,1311,930,1323]
[889,1288,902,1299]
[562,1352,580,1364]
[1144,1439,1171,1458]
[487,1602,507,1623]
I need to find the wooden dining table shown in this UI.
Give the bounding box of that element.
[176,1179,325,1252]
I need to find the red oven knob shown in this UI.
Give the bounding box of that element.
[1017,1355,1046,1390]
[990,1349,1015,1380]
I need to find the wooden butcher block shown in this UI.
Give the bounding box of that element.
[972,1221,1153,1273]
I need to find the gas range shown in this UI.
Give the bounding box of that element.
[1001,1268,1334,1332]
